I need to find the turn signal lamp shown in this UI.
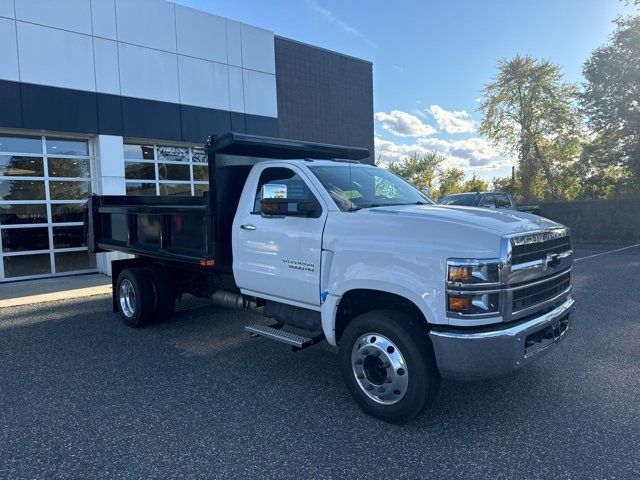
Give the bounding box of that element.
[448,296,471,312]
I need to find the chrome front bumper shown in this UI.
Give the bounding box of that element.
[429,297,575,381]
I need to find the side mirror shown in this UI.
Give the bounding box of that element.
[260,198,317,217]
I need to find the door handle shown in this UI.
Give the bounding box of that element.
[240,224,256,231]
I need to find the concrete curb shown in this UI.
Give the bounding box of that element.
[0,285,112,308]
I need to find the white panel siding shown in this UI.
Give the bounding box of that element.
[14,0,92,35]
[178,56,230,110]
[175,4,226,64]
[0,17,18,81]
[240,23,275,74]
[0,0,14,19]
[228,65,244,113]
[91,0,117,40]
[226,19,242,67]
[242,70,277,117]
[17,22,95,91]
[5,0,280,118]
[118,42,179,103]
[93,37,120,95]
[115,0,176,53]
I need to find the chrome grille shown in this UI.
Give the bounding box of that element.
[511,234,571,265]
[512,270,571,313]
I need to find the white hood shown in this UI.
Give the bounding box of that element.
[362,204,561,236]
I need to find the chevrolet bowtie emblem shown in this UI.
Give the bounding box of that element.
[543,253,560,271]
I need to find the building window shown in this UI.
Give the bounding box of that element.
[0,135,96,281]
[124,144,208,196]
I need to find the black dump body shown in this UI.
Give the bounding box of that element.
[86,132,369,272]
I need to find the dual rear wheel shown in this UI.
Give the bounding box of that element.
[116,267,175,327]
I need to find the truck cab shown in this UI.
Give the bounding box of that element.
[87,133,575,423]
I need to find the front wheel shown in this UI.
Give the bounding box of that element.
[339,310,441,423]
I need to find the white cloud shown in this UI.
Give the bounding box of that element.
[374,110,437,137]
[428,105,476,133]
[376,136,513,172]
[306,1,376,48]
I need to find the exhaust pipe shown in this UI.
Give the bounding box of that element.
[210,290,257,310]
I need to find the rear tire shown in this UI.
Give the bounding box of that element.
[116,268,155,328]
[339,309,441,423]
[147,266,176,323]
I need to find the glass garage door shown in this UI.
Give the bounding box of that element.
[0,135,96,282]
[123,144,209,196]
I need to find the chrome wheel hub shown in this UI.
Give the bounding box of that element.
[118,279,136,318]
[351,333,408,405]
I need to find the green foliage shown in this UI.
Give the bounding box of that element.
[388,152,445,190]
[581,15,640,193]
[462,175,489,193]
[436,167,465,199]
[479,55,583,200]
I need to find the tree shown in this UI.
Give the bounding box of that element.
[463,174,489,193]
[479,55,583,201]
[437,167,465,198]
[582,15,640,192]
[388,152,445,191]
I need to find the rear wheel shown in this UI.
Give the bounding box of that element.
[116,268,155,327]
[147,266,176,323]
[339,309,441,423]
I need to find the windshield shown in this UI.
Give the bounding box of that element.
[309,165,433,212]
[440,194,477,206]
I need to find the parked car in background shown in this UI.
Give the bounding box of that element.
[439,192,516,210]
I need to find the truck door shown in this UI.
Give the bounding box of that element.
[233,164,326,307]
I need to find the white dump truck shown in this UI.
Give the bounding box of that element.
[87,132,574,422]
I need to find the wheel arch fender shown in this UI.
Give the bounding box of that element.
[321,279,437,346]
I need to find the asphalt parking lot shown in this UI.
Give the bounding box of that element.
[1,245,639,479]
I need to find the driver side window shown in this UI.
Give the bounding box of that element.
[252,167,321,216]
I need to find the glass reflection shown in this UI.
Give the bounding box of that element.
[124,145,154,160]
[126,182,156,196]
[0,204,47,225]
[47,158,91,178]
[55,251,96,272]
[53,226,85,248]
[156,146,189,162]
[0,156,44,176]
[46,139,89,156]
[125,162,155,180]
[51,204,84,223]
[3,254,51,278]
[158,164,190,181]
[0,136,42,154]
[159,183,191,196]
[1,227,50,252]
[49,181,91,200]
[0,179,46,200]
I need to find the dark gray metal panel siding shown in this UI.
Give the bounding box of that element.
[0,80,277,144]
[274,37,374,164]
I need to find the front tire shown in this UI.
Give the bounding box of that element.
[339,309,441,423]
[116,268,156,327]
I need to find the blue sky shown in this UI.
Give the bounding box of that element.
[175,0,635,181]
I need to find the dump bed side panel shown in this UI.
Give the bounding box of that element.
[86,195,217,266]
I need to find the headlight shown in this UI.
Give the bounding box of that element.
[447,292,500,314]
[447,259,500,286]
[446,258,502,317]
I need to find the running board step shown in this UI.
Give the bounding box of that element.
[245,324,324,350]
